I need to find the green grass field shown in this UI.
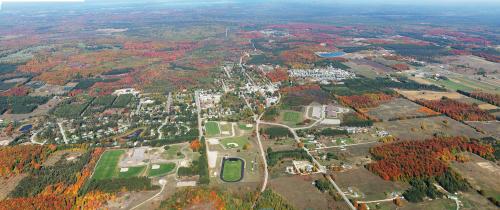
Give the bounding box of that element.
[221,159,244,182]
[220,136,249,149]
[148,163,176,177]
[426,78,475,92]
[238,123,254,130]
[205,121,220,136]
[92,150,125,180]
[162,145,184,160]
[282,111,302,124]
[336,138,354,145]
[118,166,146,178]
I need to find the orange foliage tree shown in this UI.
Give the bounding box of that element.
[0,145,55,177]
[417,98,495,121]
[338,93,394,109]
[367,137,493,181]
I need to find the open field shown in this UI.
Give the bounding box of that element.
[0,174,27,200]
[221,158,244,182]
[42,149,85,167]
[261,138,297,152]
[148,163,176,177]
[162,144,185,160]
[451,153,500,202]
[220,136,249,149]
[334,167,409,201]
[92,149,125,180]
[365,98,437,121]
[369,198,456,210]
[397,90,464,101]
[205,121,220,136]
[374,116,483,140]
[345,61,381,78]
[238,123,254,131]
[269,174,349,210]
[467,121,500,139]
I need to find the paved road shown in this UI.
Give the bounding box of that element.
[255,113,268,193]
[194,91,203,140]
[57,122,68,144]
[315,141,378,150]
[157,92,172,139]
[259,120,355,210]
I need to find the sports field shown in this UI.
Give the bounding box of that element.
[92,150,125,180]
[221,136,249,149]
[205,121,220,136]
[148,163,176,177]
[118,166,146,178]
[221,158,244,182]
[282,111,302,124]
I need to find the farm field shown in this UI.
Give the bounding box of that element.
[397,90,464,101]
[374,116,483,140]
[205,121,220,136]
[220,136,249,149]
[334,167,409,201]
[261,137,297,152]
[221,158,244,182]
[148,163,176,177]
[269,174,348,210]
[365,98,438,121]
[451,153,500,203]
[92,149,125,180]
[345,61,380,78]
[467,121,500,139]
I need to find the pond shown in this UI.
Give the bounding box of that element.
[124,129,143,140]
[19,124,33,133]
[315,51,346,58]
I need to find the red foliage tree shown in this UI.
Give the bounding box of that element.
[417,98,495,121]
[367,137,493,181]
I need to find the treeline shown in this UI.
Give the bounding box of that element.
[10,149,94,198]
[266,148,311,167]
[0,145,56,177]
[378,44,451,61]
[112,94,133,108]
[298,128,348,137]
[198,137,210,184]
[341,113,373,127]
[102,68,132,76]
[403,171,469,202]
[142,129,199,147]
[321,77,444,97]
[158,187,256,209]
[52,97,93,119]
[457,90,500,106]
[417,98,495,121]
[73,78,118,90]
[0,96,49,114]
[337,93,393,109]
[263,126,292,139]
[176,138,209,185]
[80,177,159,194]
[84,94,116,115]
[367,137,493,181]
[313,60,350,70]
[255,189,297,210]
